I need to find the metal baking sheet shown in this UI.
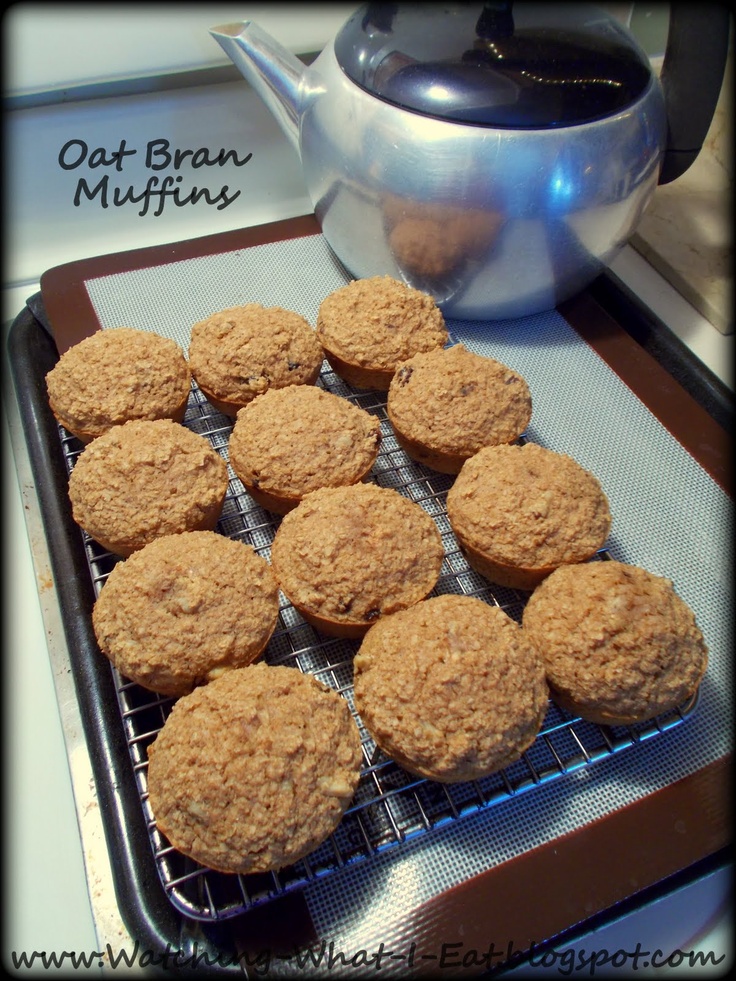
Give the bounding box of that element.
[7,215,731,970]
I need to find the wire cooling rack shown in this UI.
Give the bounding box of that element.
[60,362,697,923]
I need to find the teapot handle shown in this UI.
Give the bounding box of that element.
[658,4,731,184]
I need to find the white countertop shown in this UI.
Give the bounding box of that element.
[2,5,733,972]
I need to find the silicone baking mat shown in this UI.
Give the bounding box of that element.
[56,345,698,924]
[25,221,728,968]
[80,233,732,933]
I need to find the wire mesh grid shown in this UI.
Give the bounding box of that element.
[60,362,697,923]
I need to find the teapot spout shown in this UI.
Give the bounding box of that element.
[210,21,305,155]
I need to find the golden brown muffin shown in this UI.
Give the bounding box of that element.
[188,303,324,416]
[228,385,381,514]
[387,344,532,473]
[92,531,279,696]
[446,442,612,591]
[522,560,708,726]
[270,482,445,639]
[146,663,363,874]
[45,327,191,443]
[316,276,449,390]
[68,418,229,557]
[353,594,549,782]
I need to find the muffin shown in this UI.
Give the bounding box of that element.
[446,442,612,590]
[270,482,445,639]
[92,531,279,696]
[68,418,229,557]
[188,303,324,416]
[228,385,382,514]
[353,594,549,782]
[522,560,708,726]
[316,276,449,390]
[146,663,363,874]
[387,344,532,473]
[45,326,191,443]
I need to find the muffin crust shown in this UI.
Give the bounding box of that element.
[270,482,445,638]
[228,385,381,514]
[147,664,363,874]
[522,560,708,725]
[354,594,549,782]
[93,531,279,696]
[387,344,532,473]
[447,442,611,590]
[316,276,448,390]
[46,327,191,443]
[188,303,324,416]
[68,418,228,557]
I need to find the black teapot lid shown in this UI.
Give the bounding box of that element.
[333,2,654,128]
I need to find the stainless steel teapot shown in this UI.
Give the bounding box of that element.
[211,3,730,320]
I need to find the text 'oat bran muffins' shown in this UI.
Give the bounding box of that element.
[316,275,449,390]
[270,482,445,639]
[92,531,279,697]
[354,594,549,783]
[387,343,533,474]
[45,326,192,443]
[228,384,382,514]
[446,441,612,591]
[146,663,363,874]
[522,560,708,726]
[68,418,229,557]
[188,303,324,416]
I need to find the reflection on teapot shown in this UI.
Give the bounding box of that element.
[211,4,729,320]
[381,194,505,305]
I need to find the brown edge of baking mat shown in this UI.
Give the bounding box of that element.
[39,213,324,354]
[560,289,733,498]
[394,754,732,977]
[35,213,732,962]
[588,271,734,436]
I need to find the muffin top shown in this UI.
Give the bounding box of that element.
[522,560,708,725]
[270,482,445,634]
[447,442,611,572]
[146,663,363,874]
[387,343,532,465]
[228,385,381,512]
[46,327,191,442]
[354,594,549,782]
[316,276,448,373]
[68,418,228,556]
[93,531,279,696]
[188,303,324,411]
